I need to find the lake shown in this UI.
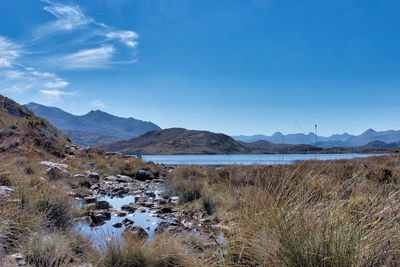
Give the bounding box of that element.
[141,154,383,166]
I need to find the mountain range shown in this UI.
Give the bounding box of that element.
[25,102,161,146]
[233,129,400,148]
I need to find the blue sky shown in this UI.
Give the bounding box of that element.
[1,0,400,136]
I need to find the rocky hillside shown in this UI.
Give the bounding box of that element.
[0,95,69,157]
[97,128,250,154]
[25,102,161,145]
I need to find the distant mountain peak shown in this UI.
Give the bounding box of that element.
[363,128,377,135]
[24,102,161,145]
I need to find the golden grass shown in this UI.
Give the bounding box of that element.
[167,156,400,266]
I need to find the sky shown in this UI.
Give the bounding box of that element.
[1,0,400,136]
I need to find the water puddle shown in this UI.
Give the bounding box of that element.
[74,193,173,248]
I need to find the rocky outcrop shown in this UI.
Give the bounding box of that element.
[123,225,149,240]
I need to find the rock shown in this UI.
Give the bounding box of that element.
[96,200,111,210]
[140,201,154,208]
[135,196,147,203]
[145,191,156,198]
[90,210,111,225]
[121,203,137,213]
[104,176,118,182]
[74,174,86,179]
[155,198,169,205]
[154,221,181,235]
[113,222,123,228]
[85,171,100,180]
[113,211,127,217]
[122,218,134,226]
[135,170,151,181]
[40,161,68,169]
[46,166,72,180]
[159,207,173,214]
[0,185,14,196]
[123,225,149,240]
[86,162,96,167]
[138,207,147,213]
[84,196,97,204]
[169,196,180,205]
[117,175,133,183]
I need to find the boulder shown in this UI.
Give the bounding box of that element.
[121,203,137,213]
[145,191,156,198]
[84,196,97,204]
[169,196,180,205]
[104,176,118,182]
[46,166,72,180]
[113,222,123,228]
[74,174,86,179]
[0,185,14,196]
[85,171,100,180]
[117,175,133,183]
[90,210,111,225]
[40,161,68,169]
[113,211,127,217]
[123,225,149,240]
[122,218,134,226]
[135,170,151,181]
[95,200,111,210]
[154,221,181,235]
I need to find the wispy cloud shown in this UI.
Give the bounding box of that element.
[44,79,69,88]
[37,1,139,70]
[0,37,21,68]
[55,45,115,69]
[106,30,139,48]
[91,99,105,108]
[39,89,76,102]
[39,0,92,35]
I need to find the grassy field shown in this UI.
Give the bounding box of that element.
[1,149,399,266]
[166,155,400,266]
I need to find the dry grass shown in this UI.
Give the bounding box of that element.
[167,155,400,266]
[98,233,208,267]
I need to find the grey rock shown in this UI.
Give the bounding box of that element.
[46,166,72,180]
[123,225,149,240]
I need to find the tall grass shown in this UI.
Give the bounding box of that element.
[167,156,400,266]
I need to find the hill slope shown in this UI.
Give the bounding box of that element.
[25,102,161,145]
[97,128,250,154]
[0,95,69,157]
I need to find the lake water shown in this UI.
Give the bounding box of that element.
[142,154,382,166]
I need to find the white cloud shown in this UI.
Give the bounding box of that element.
[106,30,139,48]
[0,36,21,68]
[56,45,114,69]
[91,99,105,108]
[40,89,75,96]
[40,1,92,34]
[44,79,69,88]
[5,70,24,79]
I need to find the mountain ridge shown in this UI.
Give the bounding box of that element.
[25,102,161,145]
[233,129,400,148]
